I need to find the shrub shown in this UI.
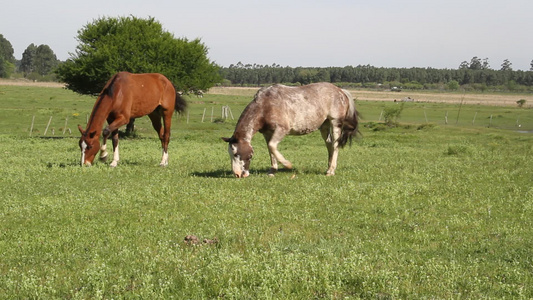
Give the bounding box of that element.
[383,103,404,126]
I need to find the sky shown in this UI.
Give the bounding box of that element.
[2,0,533,70]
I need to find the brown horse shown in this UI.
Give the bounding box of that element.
[222,82,359,177]
[78,72,186,167]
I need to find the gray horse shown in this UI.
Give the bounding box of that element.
[222,82,359,177]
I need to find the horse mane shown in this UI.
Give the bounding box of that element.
[83,74,121,134]
[103,73,120,98]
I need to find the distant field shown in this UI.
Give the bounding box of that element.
[1,78,530,107]
[209,86,533,107]
[0,83,532,298]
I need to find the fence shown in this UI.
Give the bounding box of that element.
[27,105,239,137]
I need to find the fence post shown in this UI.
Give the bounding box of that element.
[63,116,68,134]
[202,108,206,123]
[44,116,53,135]
[29,115,35,137]
[228,106,234,120]
[472,112,478,125]
[211,107,214,122]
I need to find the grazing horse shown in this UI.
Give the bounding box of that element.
[222,82,359,177]
[78,72,186,167]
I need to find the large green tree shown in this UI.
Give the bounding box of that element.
[0,34,15,78]
[56,16,221,95]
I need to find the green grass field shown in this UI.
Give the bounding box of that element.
[0,85,532,298]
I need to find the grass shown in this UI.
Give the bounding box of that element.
[0,85,532,298]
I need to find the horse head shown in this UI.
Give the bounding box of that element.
[222,137,254,178]
[78,125,100,166]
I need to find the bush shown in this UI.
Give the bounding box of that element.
[383,103,404,126]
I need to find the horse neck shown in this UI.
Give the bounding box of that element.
[85,95,113,135]
[233,103,263,142]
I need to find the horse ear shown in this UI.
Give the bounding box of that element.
[221,137,231,143]
[78,125,85,135]
[89,131,97,139]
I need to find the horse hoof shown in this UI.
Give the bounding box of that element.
[99,155,108,162]
[326,172,335,176]
[110,161,118,167]
[268,173,275,177]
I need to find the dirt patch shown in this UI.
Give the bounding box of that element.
[0,78,65,88]
[208,86,532,107]
[2,80,529,107]
[349,90,532,107]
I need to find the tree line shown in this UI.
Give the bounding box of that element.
[0,34,60,81]
[220,59,533,92]
[3,24,533,93]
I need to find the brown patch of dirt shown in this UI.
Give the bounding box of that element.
[0,78,65,88]
[184,235,218,246]
[348,90,532,107]
[208,86,532,107]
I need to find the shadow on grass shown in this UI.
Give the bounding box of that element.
[190,167,304,178]
[190,169,233,178]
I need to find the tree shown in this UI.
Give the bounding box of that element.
[56,16,221,95]
[20,43,37,75]
[0,34,15,78]
[530,59,533,71]
[459,57,490,70]
[34,44,59,76]
[469,56,483,70]
[482,58,490,70]
[501,59,513,71]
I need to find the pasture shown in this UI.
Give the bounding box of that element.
[0,84,532,298]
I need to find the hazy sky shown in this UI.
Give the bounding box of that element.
[2,0,532,70]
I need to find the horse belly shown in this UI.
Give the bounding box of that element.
[288,115,324,135]
[131,104,159,118]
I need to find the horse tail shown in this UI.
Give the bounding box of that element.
[338,89,359,148]
[174,90,187,114]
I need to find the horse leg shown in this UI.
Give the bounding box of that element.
[262,132,278,176]
[160,109,173,166]
[109,130,120,167]
[321,121,342,176]
[99,134,109,162]
[148,111,168,166]
[267,129,292,172]
[103,115,129,137]
[100,116,118,162]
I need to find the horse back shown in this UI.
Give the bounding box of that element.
[110,72,176,118]
[257,82,349,134]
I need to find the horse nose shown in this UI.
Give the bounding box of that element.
[234,173,241,178]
